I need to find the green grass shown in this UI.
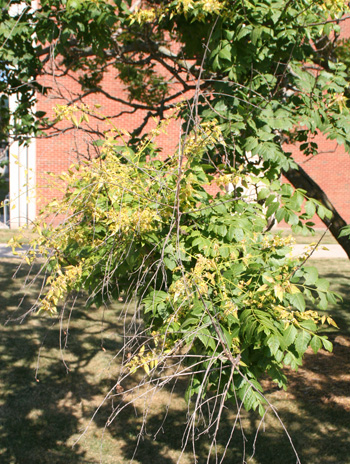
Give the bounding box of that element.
[0,228,35,245]
[1,258,350,463]
[0,229,15,244]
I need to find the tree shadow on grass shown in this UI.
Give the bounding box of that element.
[311,259,350,336]
[96,341,350,464]
[246,339,350,464]
[1,258,349,463]
[0,260,124,463]
[92,379,299,464]
[243,260,350,464]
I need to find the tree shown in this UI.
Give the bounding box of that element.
[3,0,350,460]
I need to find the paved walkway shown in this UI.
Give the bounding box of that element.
[0,243,348,260]
[290,244,348,259]
[0,244,31,259]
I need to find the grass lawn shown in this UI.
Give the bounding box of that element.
[0,229,35,245]
[0,258,349,463]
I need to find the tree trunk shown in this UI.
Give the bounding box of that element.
[282,163,350,259]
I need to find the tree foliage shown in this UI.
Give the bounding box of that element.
[2,0,350,249]
[0,0,349,141]
[5,0,350,459]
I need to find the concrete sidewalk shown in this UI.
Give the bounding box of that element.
[0,243,348,260]
[0,244,31,259]
[290,244,348,259]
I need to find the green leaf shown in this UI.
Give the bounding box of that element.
[221,326,234,348]
[289,293,305,312]
[275,208,285,222]
[275,349,284,363]
[163,256,177,270]
[192,237,204,248]
[286,211,299,226]
[303,266,318,286]
[266,202,279,218]
[283,352,293,366]
[283,324,297,347]
[299,319,317,331]
[234,228,244,241]
[251,26,262,45]
[339,225,350,238]
[290,191,304,210]
[245,137,258,151]
[181,317,199,329]
[317,204,332,220]
[317,292,328,310]
[265,194,276,206]
[295,330,311,355]
[310,336,322,354]
[267,335,280,356]
[321,337,333,352]
[219,245,230,258]
[236,25,251,41]
[219,44,231,61]
[217,225,228,237]
[257,188,270,201]
[304,200,316,217]
[212,54,220,71]
[197,328,216,351]
[267,364,287,388]
[316,278,330,292]
[227,225,235,241]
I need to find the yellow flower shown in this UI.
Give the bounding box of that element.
[202,0,224,14]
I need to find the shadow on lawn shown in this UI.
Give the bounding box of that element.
[0,260,122,463]
[0,258,349,463]
[94,339,350,464]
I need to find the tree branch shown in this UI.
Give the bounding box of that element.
[283,162,350,258]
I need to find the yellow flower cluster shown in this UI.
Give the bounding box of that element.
[39,264,83,314]
[223,300,238,318]
[129,0,226,24]
[216,173,244,188]
[107,207,160,234]
[193,254,215,273]
[168,256,215,302]
[54,104,90,127]
[178,0,194,13]
[183,120,225,157]
[261,234,295,249]
[320,0,347,14]
[329,92,348,113]
[201,0,224,14]
[126,334,172,375]
[176,0,225,15]
[169,277,189,302]
[273,304,338,329]
[192,255,219,295]
[130,7,156,24]
[243,289,273,309]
